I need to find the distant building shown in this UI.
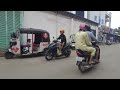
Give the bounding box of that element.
[67,11,112,43]
[68,11,105,23]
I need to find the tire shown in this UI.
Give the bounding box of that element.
[43,48,48,55]
[97,47,100,60]
[78,63,85,73]
[45,49,53,61]
[64,48,71,57]
[4,52,14,59]
[98,49,100,60]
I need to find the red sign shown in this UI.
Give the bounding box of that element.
[12,47,19,53]
[43,43,48,46]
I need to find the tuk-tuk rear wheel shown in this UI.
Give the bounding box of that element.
[4,52,14,59]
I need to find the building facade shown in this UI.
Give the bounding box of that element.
[0,11,98,52]
[67,11,111,27]
[86,11,107,26]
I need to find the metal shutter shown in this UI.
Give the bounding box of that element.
[0,11,7,52]
[6,11,14,48]
[15,11,21,30]
[0,11,21,52]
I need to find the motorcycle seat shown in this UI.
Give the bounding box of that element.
[76,49,90,56]
[76,49,87,53]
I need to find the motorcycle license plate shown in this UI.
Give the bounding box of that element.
[76,57,83,62]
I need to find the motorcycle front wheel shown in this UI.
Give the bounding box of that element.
[45,49,54,61]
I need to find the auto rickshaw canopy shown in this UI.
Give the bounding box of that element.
[18,28,49,34]
[18,28,50,42]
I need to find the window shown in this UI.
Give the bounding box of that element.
[94,16,97,21]
[102,19,104,24]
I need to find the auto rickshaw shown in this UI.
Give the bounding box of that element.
[4,28,50,59]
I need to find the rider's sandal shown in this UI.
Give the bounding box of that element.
[89,61,95,65]
[95,60,100,63]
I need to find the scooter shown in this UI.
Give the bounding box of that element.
[45,39,72,61]
[76,41,100,73]
[106,40,112,45]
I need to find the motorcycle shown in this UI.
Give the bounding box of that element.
[76,41,100,73]
[45,39,72,61]
[106,40,112,45]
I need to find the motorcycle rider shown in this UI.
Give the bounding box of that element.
[75,24,96,64]
[57,29,67,53]
[85,25,100,63]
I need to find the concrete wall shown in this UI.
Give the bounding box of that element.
[22,11,98,44]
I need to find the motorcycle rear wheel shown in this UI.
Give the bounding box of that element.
[78,62,86,73]
[64,48,71,57]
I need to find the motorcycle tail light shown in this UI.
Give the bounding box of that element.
[76,51,81,56]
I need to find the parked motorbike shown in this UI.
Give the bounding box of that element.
[106,40,112,45]
[45,39,72,61]
[76,41,100,73]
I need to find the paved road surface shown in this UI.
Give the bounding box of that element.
[0,44,120,79]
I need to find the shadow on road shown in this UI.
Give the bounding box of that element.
[16,53,44,59]
[53,56,71,60]
[80,65,99,74]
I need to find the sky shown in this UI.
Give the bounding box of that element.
[109,11,120,29]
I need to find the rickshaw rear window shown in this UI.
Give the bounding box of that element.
[34,32,50,44]
[42,32,50,42]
